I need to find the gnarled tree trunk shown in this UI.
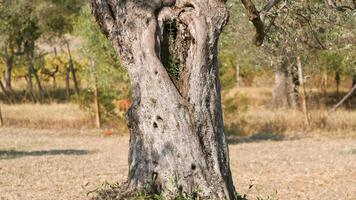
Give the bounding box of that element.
[91,0,235,199]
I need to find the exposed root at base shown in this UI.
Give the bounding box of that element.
[88,182,136,200]
[87,181,214,200]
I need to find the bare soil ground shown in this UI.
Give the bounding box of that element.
[0,128,355,200]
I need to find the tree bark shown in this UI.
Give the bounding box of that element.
[91,0,235,199]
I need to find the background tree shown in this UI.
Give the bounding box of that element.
[0,0,27,93]
[0,0,84,101]
[74,6,130,123]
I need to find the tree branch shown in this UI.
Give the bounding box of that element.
[328,84,356,114]
[296,12,327,50]
[260,0,283,21]
[240,0,265,46]
[240,0,284,46]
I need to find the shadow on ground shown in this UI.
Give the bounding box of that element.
[227,131,298,144]
[0,149,92,160]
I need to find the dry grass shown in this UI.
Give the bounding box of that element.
[0,103,93,129]
[0,86,355,199]
[1,86,355,138]
[223,86,356,139]
[227,108,356,138]
[1,129,355,200]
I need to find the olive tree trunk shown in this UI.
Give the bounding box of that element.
[91,0,235,199]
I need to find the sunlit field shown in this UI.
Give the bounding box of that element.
[1,86,356,199]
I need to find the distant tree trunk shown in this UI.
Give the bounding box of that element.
[69,61,79,94]
[0,105,3,127]
[4,56,14,91]
[0,81,12,102]
[352,74,356,99]
[287,63,298,109]
[52,48,59,88]
[322,71,328,98]
[273,61,289,109]
[65,42,80,95]
[65,67,71,99]
[90,59,101,129]
[0,81,7,95]
[28,58,44,100]
[27,69,35,102]
[296,56,309,126]
[33,69,44,99]
[26,53,36,102]
[273,60,298,109]
[236,64,240,86]
[335,71,340,99]
[52,74,57,88]
[93,73,101,129]
[2,42,15,92]
[92,1,235,199]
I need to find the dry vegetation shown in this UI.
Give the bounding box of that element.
[2,86,355,139]
[1,129,355,200]
[223,87,356,139]
[225,108,356,138]
[1,84,355,142]
[0,103,92,129]
[1,86,355,200]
